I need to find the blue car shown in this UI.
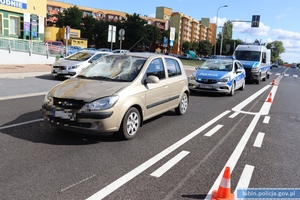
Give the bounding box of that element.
[189,56,246,96]
[66,46,82,56]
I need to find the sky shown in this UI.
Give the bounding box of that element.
[62,0,300,63]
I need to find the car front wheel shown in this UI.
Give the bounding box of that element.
[119,107,140,140]
[175,92,188,115]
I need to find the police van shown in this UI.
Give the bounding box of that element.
[189,56,246,96]
[233,43,271,84]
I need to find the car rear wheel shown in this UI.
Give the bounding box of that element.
[175,92,188,115]
[119,107,140,140]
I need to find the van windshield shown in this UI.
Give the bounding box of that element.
[235,51,261,61]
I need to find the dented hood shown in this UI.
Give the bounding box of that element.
[50,78,130,102]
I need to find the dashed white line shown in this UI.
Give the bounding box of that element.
[150,151,190,177]
[253,132,265,148]
[0,119,43,130]
[234,164,255,194]
[204,124,223,137]
[229,112,239,119]
[86,110,231,200]
[204,114,260,200]
[293,75,298,78]
[263,116,270,124]
[60,175,96,192]
[284,74,289,76]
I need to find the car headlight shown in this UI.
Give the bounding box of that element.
[219,77,230,82]
[251,67,259,72]
[189,74,196,81]
[82,96,119,111]
[45,92,53,102]
[70,64,81,69]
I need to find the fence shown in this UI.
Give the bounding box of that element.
[0,37,63,57]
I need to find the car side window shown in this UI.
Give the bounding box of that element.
[165,58,182,77]
[90,54,104,62]
[146,58,165,79]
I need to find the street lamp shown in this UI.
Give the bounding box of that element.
[214,5,228,55]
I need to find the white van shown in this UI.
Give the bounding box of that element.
[233,43,271,84]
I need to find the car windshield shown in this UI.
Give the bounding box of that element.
[66,52,94,61]
[78,55,146,82]
[235,50,261,61]
[199,60,233,71]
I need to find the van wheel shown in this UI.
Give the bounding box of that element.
[175,92,188,115]
[119,107,140,140]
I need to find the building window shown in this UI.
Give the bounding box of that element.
[10,16,19,35]
[0,14,2,35]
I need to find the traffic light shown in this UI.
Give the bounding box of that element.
[251,15,260,27]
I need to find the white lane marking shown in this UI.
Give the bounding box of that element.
[204,124,223,137]
[150,151,190,178]
[0,91,47,101]
[232,85,271,112]
[259,86,278,115]
[263,116,270,124]
[234,164,254,194]
[86,110,231,200]
[228,112,239,119]
[293,75,298,78]
[275,73,281,76]
[60,175,96,193]
[284,74,289,76]
[253,132,265,148]
[0,119,43,130]
[204,114,260,200]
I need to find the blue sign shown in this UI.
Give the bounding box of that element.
[170,40,174,47]
[0,0,27,9]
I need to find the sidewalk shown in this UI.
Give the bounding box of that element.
[0,64,52,78]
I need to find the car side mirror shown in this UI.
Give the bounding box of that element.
[236,69,242,74]
[145,75,159,84]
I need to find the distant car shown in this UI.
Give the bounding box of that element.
[83,47,98,51]
[189,56,246,96]
[43,53,190,139]
[66,46,82,56]
[45,41,64,55]
[201,56,210,61]
[98,48,113,52]
[178,53,192,60]
[51,50,112,78]
[113,49,130,53]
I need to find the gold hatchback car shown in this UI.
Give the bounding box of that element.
[42,53,189,139]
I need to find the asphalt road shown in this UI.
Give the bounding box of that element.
[0,67,300,200]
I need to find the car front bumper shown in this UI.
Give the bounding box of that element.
[188,80,231,93]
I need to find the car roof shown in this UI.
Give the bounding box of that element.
[110,52,182,60]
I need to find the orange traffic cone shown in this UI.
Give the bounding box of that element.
[272,79,276,86]
[266,92,273,103]
[211,166,235,200]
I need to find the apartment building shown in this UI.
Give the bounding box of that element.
[0,0,46,41]
[156,6,215,55]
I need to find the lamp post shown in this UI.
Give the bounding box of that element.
[214,5,228,55]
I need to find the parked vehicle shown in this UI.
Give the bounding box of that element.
[51,50,112,78]
[45,40,64,55]
[66,46,82,56]
[233,43,271,84]
[98,48,113,52]
[43,53,189,139]
[178,53,192,60]
[113,49,130,53]
[189,56,246,96]
[184,50,198,60]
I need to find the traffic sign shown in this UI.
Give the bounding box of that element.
[251,15,260,27]
[119,29,125,36]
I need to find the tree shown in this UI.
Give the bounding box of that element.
[181,41,190,52]
[143,24,162,52]
[56,6,83,29]
[81,15,97,47]
[191,41,199,52]
[120,13,148,51]
[198,40,212,56]
[266,41,285,63]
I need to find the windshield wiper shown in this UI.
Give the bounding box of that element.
[87,76,113,80]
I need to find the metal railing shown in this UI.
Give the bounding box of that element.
[0,37,63,57]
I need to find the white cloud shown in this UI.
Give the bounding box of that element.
[271,29,300,40]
